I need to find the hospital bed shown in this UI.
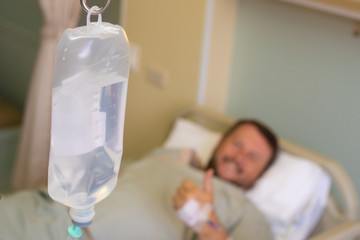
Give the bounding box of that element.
[1,105,360,240]
[173,106,360,240]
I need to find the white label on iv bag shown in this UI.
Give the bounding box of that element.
[51,70,127,156]
[51,108,106,156]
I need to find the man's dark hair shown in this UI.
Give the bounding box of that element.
[206,119,279,173]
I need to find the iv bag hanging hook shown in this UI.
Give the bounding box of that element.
[80,0,111,15]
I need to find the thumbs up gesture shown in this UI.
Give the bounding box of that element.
[172,169,214,211]
[203,169,214,194]
[173,170,229,240]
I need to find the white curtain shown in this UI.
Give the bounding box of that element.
[12,0,81,190]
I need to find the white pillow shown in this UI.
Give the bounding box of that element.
[246,151,331,240]
[163,118,222,166]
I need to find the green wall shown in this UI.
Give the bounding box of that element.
[227,0,360,213]
[0,0,41,109]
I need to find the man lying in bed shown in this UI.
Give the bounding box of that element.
[172,119,330,240]
[173,120,278,240]
[0,119,329,240]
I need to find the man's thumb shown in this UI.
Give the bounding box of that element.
[203,169,214,192]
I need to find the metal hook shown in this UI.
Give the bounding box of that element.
[80,0,111,15]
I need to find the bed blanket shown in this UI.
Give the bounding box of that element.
[0,149,273,240]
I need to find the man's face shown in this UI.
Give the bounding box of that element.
[214,123,273,189]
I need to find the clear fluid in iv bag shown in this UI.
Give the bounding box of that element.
[48,21,129,221]
[49,74,128,209]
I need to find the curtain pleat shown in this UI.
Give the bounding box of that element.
[12,0,81,190]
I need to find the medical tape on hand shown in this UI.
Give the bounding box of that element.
[176,198,212,233]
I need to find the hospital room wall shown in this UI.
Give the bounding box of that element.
[226,0,360,211]
[122,0,206,159]
[0,0,41,109]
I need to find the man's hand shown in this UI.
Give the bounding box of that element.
[172,169,214,210]
[173,170,230,240]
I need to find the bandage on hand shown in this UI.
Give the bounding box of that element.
[174,169,214,232]
[176,198,212,232]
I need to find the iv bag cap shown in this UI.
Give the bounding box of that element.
[67,225,82,238]
[69,206,95,227]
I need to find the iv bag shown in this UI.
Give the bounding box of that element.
[48,10,129,227]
